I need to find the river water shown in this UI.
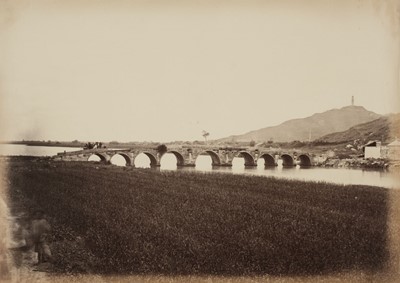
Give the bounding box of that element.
[1,144,399,189]
[0,144,80,157]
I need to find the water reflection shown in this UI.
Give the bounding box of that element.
[159,154,399,189]
[0,144,79,156]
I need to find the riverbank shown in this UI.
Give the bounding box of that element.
[320,157,394,169]
[3,157,400,281]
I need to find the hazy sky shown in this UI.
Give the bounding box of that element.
[0,0,399,142]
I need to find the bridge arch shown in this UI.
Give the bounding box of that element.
[110,153,132,166]
[298,154,312,167]
[259,153,276,167]
[88,153,108,163]
[237,151,256,166]
[166,151,185,166]
[199,151,221,166]
[281,154,295,167]
[141,152,158,167]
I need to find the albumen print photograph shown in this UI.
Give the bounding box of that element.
[0,1,399,282]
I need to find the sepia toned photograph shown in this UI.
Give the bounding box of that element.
[0,0,399,282]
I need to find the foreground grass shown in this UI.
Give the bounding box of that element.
[6,158,390,276]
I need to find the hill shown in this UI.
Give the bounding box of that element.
[219,106,381,143]
[315,113,400,145]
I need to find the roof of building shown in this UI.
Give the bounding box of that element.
[388,139,400,147]
[363,140,380,147]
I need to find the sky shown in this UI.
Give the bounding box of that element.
[0,0,399,142]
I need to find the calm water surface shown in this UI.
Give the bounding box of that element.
[1,144,398,189]
[102,152,400,189]
[0,144,81,156]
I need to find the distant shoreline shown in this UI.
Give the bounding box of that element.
[0,141,84,148]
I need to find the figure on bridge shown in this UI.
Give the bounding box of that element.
[84,142,105,150]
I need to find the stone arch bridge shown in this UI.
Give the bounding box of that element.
[55,146,316,167]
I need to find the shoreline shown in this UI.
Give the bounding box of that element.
[319,157,397,169]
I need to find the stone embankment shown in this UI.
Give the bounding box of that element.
[320,158,395,169]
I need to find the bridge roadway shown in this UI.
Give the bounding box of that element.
[55,146,316,167]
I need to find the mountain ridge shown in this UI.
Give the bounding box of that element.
[219,105,381,143]
[315,113,400,145]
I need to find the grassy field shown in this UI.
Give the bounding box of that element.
[6,157,390,276]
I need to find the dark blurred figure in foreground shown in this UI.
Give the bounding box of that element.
[24,210,53,264]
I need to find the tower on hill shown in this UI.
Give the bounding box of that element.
[351,96,354,106]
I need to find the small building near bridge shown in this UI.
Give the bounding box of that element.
[363,141,382,159]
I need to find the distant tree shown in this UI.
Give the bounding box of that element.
[157,144,168,154]
[202,130,210,142]
[72,140,79,143]
[84,142,94,149]
[249,140,256,147]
